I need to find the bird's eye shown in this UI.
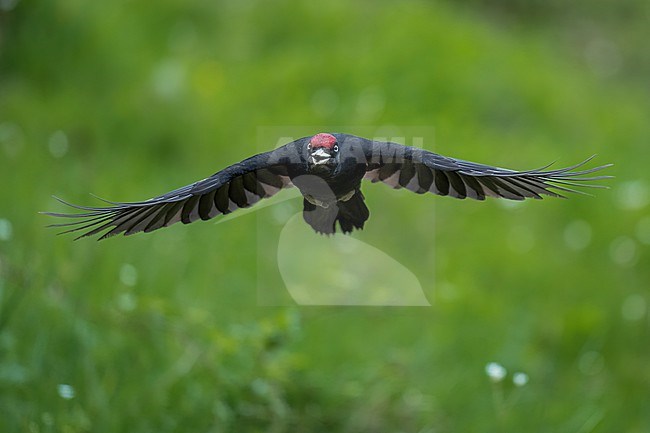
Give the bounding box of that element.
[333,144,339,152]
[307,143,312,151]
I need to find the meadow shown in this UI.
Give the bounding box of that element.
[1,0,648,431]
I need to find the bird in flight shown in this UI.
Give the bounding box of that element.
[45,133,611,239]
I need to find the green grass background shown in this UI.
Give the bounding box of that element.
[1,0,648,431]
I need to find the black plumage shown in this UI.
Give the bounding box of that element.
[44,133,612,238]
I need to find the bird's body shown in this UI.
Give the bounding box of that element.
[45,133,611,239]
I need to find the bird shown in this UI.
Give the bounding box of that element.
[44,133,612,239]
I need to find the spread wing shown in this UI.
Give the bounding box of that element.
[44,145,302,240]
[362,141,612,200]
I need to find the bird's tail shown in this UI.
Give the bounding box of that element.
[303,191,370,235]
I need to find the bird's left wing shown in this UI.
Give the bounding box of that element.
[361,140,612,200]
[44,144,302,240]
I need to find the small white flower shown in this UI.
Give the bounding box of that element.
[485,362,507,382]
[513,372,529,387]
[57,384,75,400]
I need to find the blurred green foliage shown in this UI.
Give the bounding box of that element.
[1,0,648,431]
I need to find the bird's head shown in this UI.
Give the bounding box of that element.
[307,133,339,168]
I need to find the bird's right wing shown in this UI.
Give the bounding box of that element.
[361,140,612,200]
[44,143,304,240]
